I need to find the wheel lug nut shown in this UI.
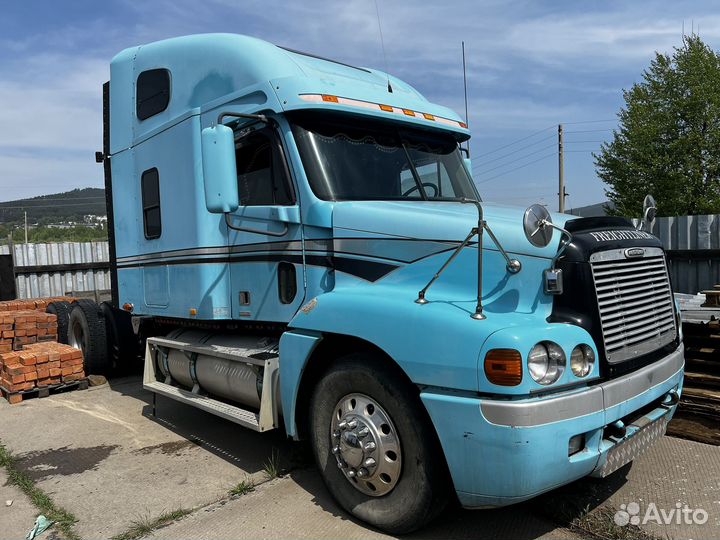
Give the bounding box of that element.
[333,430,341,438]
[364,457,376,467]
[337,460,346,469]
[347,469,356,478]
[332,446,341,455]
[357,468,369,478]
[364,441,376,451]
[338,420,348,430]
[357,427,369,438]
[347,419,358,429]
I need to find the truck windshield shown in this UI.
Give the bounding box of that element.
[290,114,478,201]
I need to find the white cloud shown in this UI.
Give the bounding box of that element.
[1,0,719,206]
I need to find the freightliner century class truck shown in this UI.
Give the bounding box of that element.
[60,34,684,533]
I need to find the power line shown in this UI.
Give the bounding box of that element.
[564,128,613,134]
[563,140,606,144]
[561,119,616,125]
[472,134,555,170]
[474,125,555,158]
[474,144,555,176]
[476,152,556,184]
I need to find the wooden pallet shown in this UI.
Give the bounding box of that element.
[0,378,88,405]
[668,302,720,445]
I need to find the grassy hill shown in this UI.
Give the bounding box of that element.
[0,188,106,225]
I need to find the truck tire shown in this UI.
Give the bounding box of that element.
[46,301,72,344]
[68,300,110,376]
[309,352,450,534]
[100,302,138,375]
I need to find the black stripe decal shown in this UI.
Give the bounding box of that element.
[117,253,398,282]
[116,237,465,263]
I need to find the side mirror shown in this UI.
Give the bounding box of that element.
[643,194,657,224]
[459,147,472,176]
[523,204,553,247]
[201,125,239,213]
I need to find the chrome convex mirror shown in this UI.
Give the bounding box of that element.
[523,203,573,295]
[643,194,657,224]
[523,204,553,247]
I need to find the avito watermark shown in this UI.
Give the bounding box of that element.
[614,502,709,526]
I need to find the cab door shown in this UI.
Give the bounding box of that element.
[227,125,305,322]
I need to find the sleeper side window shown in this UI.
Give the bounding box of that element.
[141,168,162,239]
[235,130,294,206]
[136,69,171,120]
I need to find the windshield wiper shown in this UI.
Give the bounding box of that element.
[400,139,428,200]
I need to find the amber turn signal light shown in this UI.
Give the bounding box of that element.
[484,349,523,386]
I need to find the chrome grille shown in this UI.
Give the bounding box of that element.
[590,247,676,364]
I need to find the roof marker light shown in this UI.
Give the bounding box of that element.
[299,94,468,130]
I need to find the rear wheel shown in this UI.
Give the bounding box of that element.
[68,300,109,375]
[309,352,450,534]
[46,301,72,344]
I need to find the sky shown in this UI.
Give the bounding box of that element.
[1,0,718,210]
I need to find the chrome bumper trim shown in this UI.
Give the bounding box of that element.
[480,344,684,427]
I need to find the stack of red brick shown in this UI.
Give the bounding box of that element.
[0,296,76,312]
[0,342,85,403]
[0,311,59,353]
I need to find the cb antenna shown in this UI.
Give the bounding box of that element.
[374,0,393,93]
[462,41,470,155]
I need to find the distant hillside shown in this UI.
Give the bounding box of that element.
[0,188,106,224]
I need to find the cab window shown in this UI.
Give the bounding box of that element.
[235,130,294,206]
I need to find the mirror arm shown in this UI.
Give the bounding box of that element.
[460,198,487,320]
[217,111,269,125]
[414,198,488,320]
[415,227,478,305]
[482,223,522,274]
[539,220,573,268]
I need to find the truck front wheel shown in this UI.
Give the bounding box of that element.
[309,352,450,533]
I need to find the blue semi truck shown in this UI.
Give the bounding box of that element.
[68,34,683,532]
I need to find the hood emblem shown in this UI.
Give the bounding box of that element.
[625,248,645,258]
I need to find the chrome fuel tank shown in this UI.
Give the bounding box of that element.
[156,329,278,409]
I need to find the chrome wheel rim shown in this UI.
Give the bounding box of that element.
[330,393,402,496]
[69,320,85,354]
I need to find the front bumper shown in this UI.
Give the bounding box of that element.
[421,343,684,508]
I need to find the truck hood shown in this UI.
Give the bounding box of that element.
[332,200,573,259]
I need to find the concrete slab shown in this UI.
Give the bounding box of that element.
[150,469,580,540]
[0,376,294,539]
[0,469,38,540]
[604,436,720,540]
[1,374,719,540]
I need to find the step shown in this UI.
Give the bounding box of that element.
[144,380,264,431]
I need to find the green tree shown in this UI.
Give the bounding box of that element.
[595,35,720,217]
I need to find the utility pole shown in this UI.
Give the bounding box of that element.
[558,124,566,213]
[24,210,28,244]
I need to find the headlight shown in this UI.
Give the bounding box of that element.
[528,341,565,385]
[570,344,595,377]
